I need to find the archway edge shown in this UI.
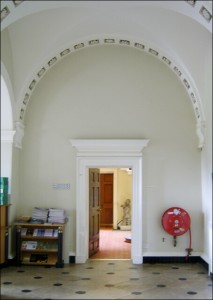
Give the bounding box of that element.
[1,62,15,130]
[15,36,205,149]
[70,139,149,264]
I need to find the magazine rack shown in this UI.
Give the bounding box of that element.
[15,223,64,267]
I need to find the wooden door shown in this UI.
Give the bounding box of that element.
[0,206,6,264]
[89,168,100,257]
[100,174,113,227]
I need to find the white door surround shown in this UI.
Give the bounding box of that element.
[70,139,149,264]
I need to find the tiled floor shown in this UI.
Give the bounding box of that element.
[1,260,212,299]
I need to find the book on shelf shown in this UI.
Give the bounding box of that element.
[21,228,28,236]
[35,229,45,236]
[33,228,38,236]
[32,228,58,237]
[22,241,37,250]
[53,229,58,237]
[44,229,53,237]
[30,254,48,263]
[33,228,45,236]
[22,255,30,262]
[36,241,58,250]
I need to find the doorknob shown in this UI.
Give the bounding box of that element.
[97,208,102,212]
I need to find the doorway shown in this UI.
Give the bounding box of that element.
[70,139,149,264]
[90,168,132,259]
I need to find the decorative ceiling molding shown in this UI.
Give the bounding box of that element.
[1,1,209,149]
[1,1,212,32]
[17,37,205,122]
[15,36,205,149]
[1,1,24,22]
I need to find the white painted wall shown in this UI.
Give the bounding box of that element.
[1,75,14,193]
[1,74,16,259]
[15,45,202,263]
[201,43,212,273]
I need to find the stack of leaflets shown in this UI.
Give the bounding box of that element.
[22,241,37,250]
[31,207,49,223]
[32,228,58,237]
[15,216,31,223]
[21,228,28,236]
[48,208,66,224]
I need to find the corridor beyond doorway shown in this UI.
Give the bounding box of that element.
[90,227,131,259]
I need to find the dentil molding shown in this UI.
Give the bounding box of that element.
[70,139,150,157]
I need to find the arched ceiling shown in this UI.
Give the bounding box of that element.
[1,1,212,32]
[1,0,212,148]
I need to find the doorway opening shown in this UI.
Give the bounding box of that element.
[70,139,149,264]
[90,227,131,259]
[90,168,132,260]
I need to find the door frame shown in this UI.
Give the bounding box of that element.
[70,139,149,264]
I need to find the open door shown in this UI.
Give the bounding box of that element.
[100,173,113,227]
[89,168,100,257]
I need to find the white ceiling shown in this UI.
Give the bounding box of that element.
[1,1,212,32]
[1,0,212,131]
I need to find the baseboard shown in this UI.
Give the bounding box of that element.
[0,262,8,269]
[5,255,210,273]
[0,257,16,268]
[143,256,209,271]
[69,256,75,263]
[199,256,209,271]
[143,256,201,263]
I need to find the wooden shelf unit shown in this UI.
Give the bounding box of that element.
[15,223,64,268]
[0,204,11,266]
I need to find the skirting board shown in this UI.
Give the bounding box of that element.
[69,256,210,273]
[143,256,209,271]
[119,225,131,230]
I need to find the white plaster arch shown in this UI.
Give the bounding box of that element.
[1,63,24,149]
[1,63,15,131]
[1,76,13,131]
[15,35,205,149]
[1,1,210,149]
[1,66,15,188]
[1,1,212,33]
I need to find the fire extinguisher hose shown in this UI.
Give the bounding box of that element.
[189,227,192,250]
[185,227,192,261]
